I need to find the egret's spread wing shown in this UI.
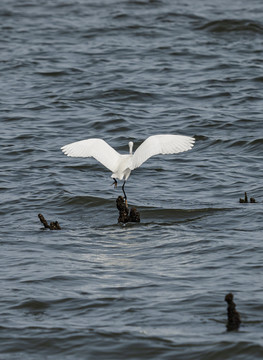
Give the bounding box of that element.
[131,134,195,170]
[61,138,121,173]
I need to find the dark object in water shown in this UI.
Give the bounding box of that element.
[239,192,257,203]
[38,213,61,230]
[129,206,141,223]
[116,196,140,223]
[116,196,129,223]
[239,192,248,203]
[225,293,241,331]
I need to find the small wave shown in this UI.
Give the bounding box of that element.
[100,88,157,102]
[252,76,263,82]
[214,137,263,154]
[112,12,129,20]
[37,71,68,77]
[197,19,263,34]
[12,299,49,311]
[141,206,229,223]
[63,195,112,208]
[156,11,203,23]
[36,68,83,77]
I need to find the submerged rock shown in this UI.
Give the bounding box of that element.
[38,213,61,230]
[225,293,241,331]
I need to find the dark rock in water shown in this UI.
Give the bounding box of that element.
[38,213,61,230]
[116,196,129,223]
[116,196,140,223]
[129,207,140,223]
[239,192,248,203]
[239,192,257,203]
[225,293,241,331]
[49,221,61,230]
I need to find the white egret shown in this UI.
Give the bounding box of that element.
[61,134,195,203]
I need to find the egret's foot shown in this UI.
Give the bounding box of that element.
[112,178,118,188]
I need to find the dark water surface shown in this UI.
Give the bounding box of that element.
[1,0,263,359]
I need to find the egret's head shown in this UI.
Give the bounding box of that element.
[128,141,133,154]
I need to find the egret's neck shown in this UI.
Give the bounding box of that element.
[128,141,133,154]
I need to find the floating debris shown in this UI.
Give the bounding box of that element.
[239,192,257,203]
[38,213,61,230]
[116,196,140,223]
[225,293,241,331]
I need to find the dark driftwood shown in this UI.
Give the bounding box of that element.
[38,213,61,230]
[239,192,256,203]
[116,196,140,223]
[225,293,241,331]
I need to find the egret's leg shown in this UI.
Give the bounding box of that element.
[122,181,128,207]
[112,178,117,188]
